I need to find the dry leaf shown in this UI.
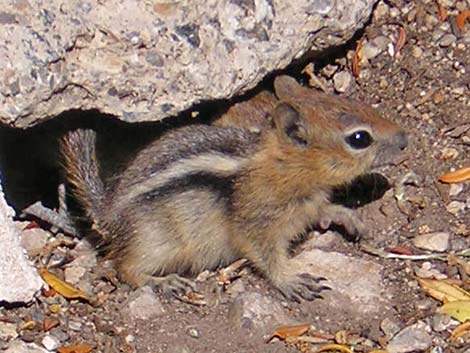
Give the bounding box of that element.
[334,330,348,345]
[316,343,353,353]
[394,26,407,58]
[43,318,60,331]
[418,278,470,302]
[39,268,91,302]
[49,304,61,314]
[387,246,414,255]
[435,0,448,22]
[450,322,470,339]
[448,256,470,276]
[352,37,364,78]
[438,301,470,323]
[178,292,207,306]
[456,10,470,32]
[438,167,470,183]
[269,324,310,341]
[20,321,36,331]
[58,344,95,353]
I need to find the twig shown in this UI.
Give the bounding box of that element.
[361,243,470,261]
[22,201,79,237]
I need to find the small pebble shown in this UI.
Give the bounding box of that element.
[42,334,60,351]
[68,321,83,331]
[411,46,423,58]
[415,262,447,279]
[361,41,382,61]
[413,232,450,252]
[449,183,464,197]
[446,201,465,216]
[125,286,165,320]
[387,321,432,353]
[188,328,200,338]
[20,228,49,254]
[333,71,352,93]
[380,317,401,339]
[452,87,465,96]
[64,265,86,285]
[431,314,452,332]
[439,34,456,47]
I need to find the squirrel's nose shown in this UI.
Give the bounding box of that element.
[395,131,408,151]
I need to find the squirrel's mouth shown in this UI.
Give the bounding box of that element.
[372,149,409,171]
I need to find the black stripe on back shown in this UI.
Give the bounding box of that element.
[126,125,259,187]
[140,172,236,211]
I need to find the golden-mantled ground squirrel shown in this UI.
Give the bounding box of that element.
[61,76,407,302]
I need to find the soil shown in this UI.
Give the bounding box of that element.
[0,0,469,352]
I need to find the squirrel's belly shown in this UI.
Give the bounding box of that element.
[119,189,238,278]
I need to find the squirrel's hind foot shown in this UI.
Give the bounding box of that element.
[145,273,196,297]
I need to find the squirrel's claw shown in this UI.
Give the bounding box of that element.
[277,273,330,302]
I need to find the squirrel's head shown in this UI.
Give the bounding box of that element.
[269,76,407,187]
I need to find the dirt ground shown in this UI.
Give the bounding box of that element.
[0,0,469,352]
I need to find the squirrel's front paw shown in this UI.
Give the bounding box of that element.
[319,205,366,239]
[276,273,330,303]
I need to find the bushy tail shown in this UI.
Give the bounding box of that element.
[61,129,105,226]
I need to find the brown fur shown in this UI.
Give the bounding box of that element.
[61,76,407,301]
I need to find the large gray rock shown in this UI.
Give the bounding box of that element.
[0,176,42,303]
[1,0,376,127]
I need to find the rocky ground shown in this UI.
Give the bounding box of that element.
[0,0,469,352]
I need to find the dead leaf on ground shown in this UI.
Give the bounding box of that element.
[456,10,470,32]
[268,323,310,342]
[435,0,447,22]
[43,318,60,331]
[438,301,470,323]
[316,343,353,353]
[418,278,470,303]
[177,292,206,306]
[450,322,470,340]
[39,268,91,302]
[386,246,414,255]
[394,25,407,59]
[57,344,95,353]
[352,37,364,78]
[20,321,36,331]
[438,167,470,183]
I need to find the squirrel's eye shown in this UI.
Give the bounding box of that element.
[345,130,373,149]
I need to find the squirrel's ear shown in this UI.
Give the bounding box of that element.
[273,103,308,146]
[274,76,301,100]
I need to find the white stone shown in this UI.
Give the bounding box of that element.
[0,0,376,128]
[387,321,432,353]
[0,177,42,303]
[41,335,60,351]
[228,292,293,334]
[333,71,353,93]
[449,183,464,197]
[413,232,450,252]
[446,201,465,215]
[20,228,49,254]
[125,286,165,320]
[294,249,388,314]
